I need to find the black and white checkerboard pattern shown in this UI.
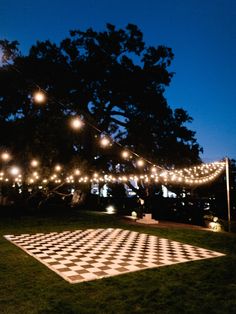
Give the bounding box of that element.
[4,228,225,284]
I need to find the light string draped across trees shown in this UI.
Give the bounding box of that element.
[1,53,162,172]
[0,151,226,187]
[0,60,226,188]
[29,94,225,187]
[0,91,226,188]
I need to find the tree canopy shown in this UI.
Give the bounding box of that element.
[0,24,202,175]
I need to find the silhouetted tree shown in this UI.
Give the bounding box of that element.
[0,24,202,174]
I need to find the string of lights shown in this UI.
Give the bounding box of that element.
[0,151,226,187]
[0,55,226,187]
[2,54,163,170]
[45,89,161,169]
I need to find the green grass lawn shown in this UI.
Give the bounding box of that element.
[1,209,236,314]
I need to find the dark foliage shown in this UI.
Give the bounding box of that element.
[0,24,202,172]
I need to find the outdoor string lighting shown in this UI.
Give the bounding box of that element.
[54,164,62,172]
[1,152,11,161]
[74,169,81,176]
[1,57,162,171]
[30,159,39,167]
[33,91,46,104]
[0,155,226,187]
[0,60,227,189]
[0,45,233,234]
[70,117,83,130]
[151,166,157,173]
[100,137,111,147]
[9,166,20,176]
[137,159,145,167]
[121,150,130,159]
[0,45,226,187]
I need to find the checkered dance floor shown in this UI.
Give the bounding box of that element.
[4,228,225,283]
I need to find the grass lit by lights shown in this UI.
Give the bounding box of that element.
[0,209,236,313]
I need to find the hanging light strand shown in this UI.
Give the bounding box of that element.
[0,158,226,187]
[0,57,225,177]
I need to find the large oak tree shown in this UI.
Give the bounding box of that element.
[0,24,202,175]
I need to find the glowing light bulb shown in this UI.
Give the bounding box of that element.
[1,152,11,161]
[10,166,20,176]
[106,205,116,214]
[74,169,81,176]
[137,159,144,167]
[100,137,110,147]
[31,159,39,167]
[55,165,61,172]
[151,166,157,173]
[122,150,129,158]
[34,91,46,103]
[70,117,83,130]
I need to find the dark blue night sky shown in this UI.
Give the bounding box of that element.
[1,0,235,161]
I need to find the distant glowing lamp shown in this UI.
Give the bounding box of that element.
[100,137,110,147]
[70,117,83,130]
[55,164,62,172]
[74,169,81,176]
[139,198,145,205]
[151,166,157,173]
[122,150,129,159]
[106,205,116,214]
[209,221,221,232]
[34,91,46,103]
[9,166,20,176]
[31,159,39,167]
[137,159,144,167]
[1,152,10,161]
